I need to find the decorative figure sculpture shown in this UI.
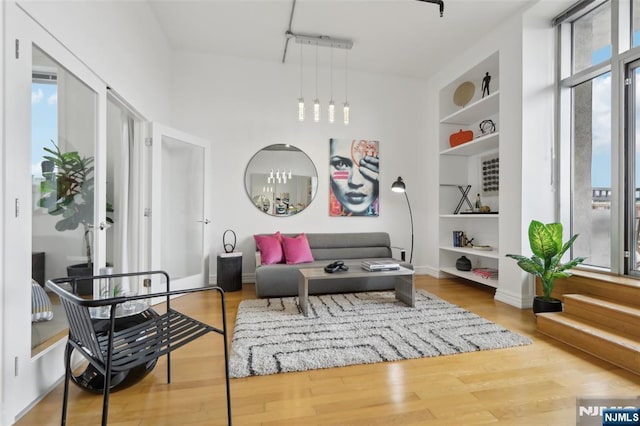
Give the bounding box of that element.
[479,119,496,135]
[482,72,491,98]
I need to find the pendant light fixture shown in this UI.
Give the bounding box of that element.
[343,49,350,125]
[297,43,305,121]
[328,47,335,123]
[313,42,320,123]
[285,31,353,124]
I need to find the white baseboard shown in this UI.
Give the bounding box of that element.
[494,288,532,309]
[414,265,440,277]
[209,273,256,285]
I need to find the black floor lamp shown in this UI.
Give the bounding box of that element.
[392,176,414,263]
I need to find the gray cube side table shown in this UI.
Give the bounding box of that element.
[217,252,242,292]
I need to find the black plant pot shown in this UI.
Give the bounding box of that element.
[532,296,563,314]
[67,263,93,295]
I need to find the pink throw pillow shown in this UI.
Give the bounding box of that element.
[254,232,284,265]
[282,233,314,264]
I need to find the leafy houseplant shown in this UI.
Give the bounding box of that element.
[506,220,586,314]
[38,142,113,293]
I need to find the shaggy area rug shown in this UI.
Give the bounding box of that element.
[229,289,532,378]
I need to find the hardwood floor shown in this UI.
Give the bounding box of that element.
[16,276,640,425]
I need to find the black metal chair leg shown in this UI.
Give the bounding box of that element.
[101,373,110,426]
[167,350,171,384]
[101,309,118,426]
[218,288,232,426]
[61,342,72,426]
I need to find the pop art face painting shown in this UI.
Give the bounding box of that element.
[329,139,379,216]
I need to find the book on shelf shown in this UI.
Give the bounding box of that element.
[471,268,498,279]
[361,260,400,271]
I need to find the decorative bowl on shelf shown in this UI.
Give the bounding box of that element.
[453,81,475,107]
[473,245,492,251]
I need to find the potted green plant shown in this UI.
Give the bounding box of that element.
[38,141,113,294]
[506,220,586,314]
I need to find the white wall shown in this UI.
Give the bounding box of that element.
[16,0,172,123]
[424,0,569,307]
[1,0,572,421]
[169,52,430,277]
[511,1,565,306]
[0,0,6,421]
[2,1,174,423]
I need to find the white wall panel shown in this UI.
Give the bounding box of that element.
[16,0,172,123]
[169,52,429,276]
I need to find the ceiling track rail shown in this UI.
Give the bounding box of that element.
[281,0,353,64]
[281,0,297,63]
[281,0,441,63]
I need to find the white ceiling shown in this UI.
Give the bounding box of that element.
[147,0,568,79]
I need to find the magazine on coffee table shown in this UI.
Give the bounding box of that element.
[361,260,400,271]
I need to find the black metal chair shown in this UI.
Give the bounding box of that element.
[46,270,231,426]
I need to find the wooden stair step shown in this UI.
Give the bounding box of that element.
[563,294,640,339]
[537,312,640,375]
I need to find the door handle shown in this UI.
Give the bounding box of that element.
[87,223,107,230]
[197,219,211,225]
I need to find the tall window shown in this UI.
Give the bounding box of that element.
[571,72,612,269]
[627,60,640,274]
[558,0,640,274]
[633,0,640,46]
[572,2,611,73]
[559,1,612,269]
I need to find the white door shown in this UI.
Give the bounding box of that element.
[148,124,211,291]
[3,3,108,423]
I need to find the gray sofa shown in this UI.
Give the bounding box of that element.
[254,232,412,298]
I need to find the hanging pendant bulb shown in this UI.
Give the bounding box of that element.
[298,98,305,122]
[328,47,335,123]
[298,43,305,121]
[313,42,320,122]
[343,49,350,125]
[314,99,320,122]
[343,102,350,125]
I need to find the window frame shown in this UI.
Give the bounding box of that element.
[556,0,640,275]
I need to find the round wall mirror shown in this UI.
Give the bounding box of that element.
[244,144,318,216]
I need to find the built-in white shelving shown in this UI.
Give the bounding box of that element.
[439,267,498,288]
[440,91,500,125]
[439,246,500,259]
[439,132,499,156]
[439,214,499,219]
[438,52,500,288]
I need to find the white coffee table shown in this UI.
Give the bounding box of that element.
[297,266,415,317]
